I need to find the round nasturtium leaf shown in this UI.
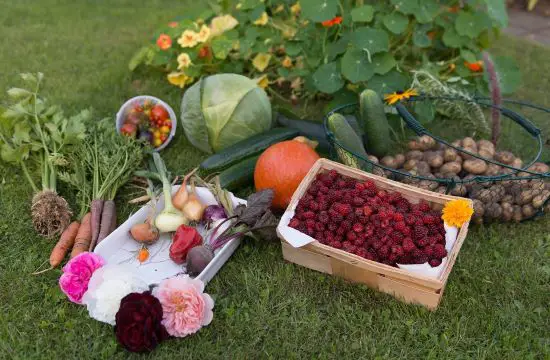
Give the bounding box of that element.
[390,0,419,15]
[383,12,409,34]
[483,55,521,95]
[341,48,375,83]
[312,61,344,94]
[301,0,338,22]
[351,5,374,23]
[455,12,487,38]
[352,27,389,56]
[372,53,397,75]
[412,0,439,24]
[367,71,409,96]
[442,27,469,48]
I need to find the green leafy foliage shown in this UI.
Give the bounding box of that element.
[0,73,88,192]
[130,0,516,100]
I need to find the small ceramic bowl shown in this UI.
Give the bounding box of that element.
[116,95,177,151]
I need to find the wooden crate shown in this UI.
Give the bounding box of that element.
[277,159,471,310]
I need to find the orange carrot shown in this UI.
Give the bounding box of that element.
[71,212,92,258]
[33,221,80,275]
[51,221,80,266]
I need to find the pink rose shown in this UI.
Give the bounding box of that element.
[59,252,105,304]
[154,276,214,337]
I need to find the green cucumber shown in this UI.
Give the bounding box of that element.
[218,155,259,190]
[359,89,390,157]
[327,113,371,171]
[200,128,299,173]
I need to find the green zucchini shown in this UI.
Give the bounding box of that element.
[327,113,371,171]
[200,128,299,173]
[218,155,259,190]
[275,113,331,151]
[359,89,390,157]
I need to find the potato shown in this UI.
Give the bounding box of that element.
[522,204,535,218]
[511,157,523,169]
[515,189,536,205]
[478,148,494,160]
[462,174,476,190]
[463,159,488,175]
[443,148,458,162]
[532,190,550,208]
[415,161,432,176]
[462,137,478,151]
[408,140,423,151]
[394,154,406,168]
[404,159,418,171]
[450,183,467,197]
[452,139,462,148]
[512,205,523,222]
[380,156,398,169]
[501,194,513,203]
[501,202,514,222]
[528,162,550,174]
[484,163,502,177]
[494,151,515,164]
[424,151,444,169]
[418,135,437,150]
[461,147,478,160]
[485,203,502,219]
[406,150,424,161]
[472,199,485,218]
[367,155,379,164]
[435,186,447,194]
[440,161,462,175]
[477,139,495,153]
[455,155,463,164]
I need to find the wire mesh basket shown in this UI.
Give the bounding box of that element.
[324,95,550,222]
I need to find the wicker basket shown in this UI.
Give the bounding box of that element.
[277,159,471,310]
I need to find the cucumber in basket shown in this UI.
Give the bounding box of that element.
[327,113,372,172]
[200,128,299,173]
[359,89,390,157]
[218,155,259,190]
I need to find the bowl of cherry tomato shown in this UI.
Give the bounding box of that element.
[116,96,176,151]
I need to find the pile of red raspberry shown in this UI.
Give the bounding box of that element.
[288,170,447,267]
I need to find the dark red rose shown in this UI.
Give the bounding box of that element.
[114,291,169,353]
[170,224,203,264]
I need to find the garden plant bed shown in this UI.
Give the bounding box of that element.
[278,159,470,309]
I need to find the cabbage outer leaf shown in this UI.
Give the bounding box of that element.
[180,78,213,153]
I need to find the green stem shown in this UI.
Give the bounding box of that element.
[20,161,38,193]
[322,28,328,63]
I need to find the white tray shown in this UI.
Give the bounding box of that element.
[94,186,245,286]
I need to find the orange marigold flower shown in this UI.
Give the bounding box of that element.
[168,21,178,28]
[465,60,483,72]
[156,34,172,50]
[442,199,473,227]
[322,16,343,27]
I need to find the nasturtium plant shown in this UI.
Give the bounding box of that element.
[129,0,517,102]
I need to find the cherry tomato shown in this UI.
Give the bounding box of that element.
[150,104,169,123]
[120,123,137,137]
[164,119,172,127]
[153,138,163,147]
[160,126,170,134]
[160,134,167,142]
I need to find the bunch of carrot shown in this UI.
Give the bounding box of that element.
[34,120,145,274]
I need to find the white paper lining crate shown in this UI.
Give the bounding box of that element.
[277,159,471,310]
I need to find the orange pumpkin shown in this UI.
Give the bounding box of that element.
[254,140,320,209]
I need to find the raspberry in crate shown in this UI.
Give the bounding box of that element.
[277,159,472,310]
[289,171,448,268]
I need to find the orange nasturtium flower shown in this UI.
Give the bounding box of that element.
[465,60,483,72]
[322,16,343,27]
[448,6,460,13]
[168,21,178,28]
[156,34,172,50]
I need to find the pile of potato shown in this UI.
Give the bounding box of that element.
[368,135,550,223]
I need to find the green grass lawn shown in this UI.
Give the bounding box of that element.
[1,1,549,359]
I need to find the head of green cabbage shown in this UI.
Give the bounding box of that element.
[180,74,272,154]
